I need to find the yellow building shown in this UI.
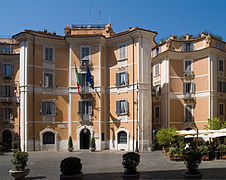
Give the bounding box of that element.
[152,33,226,132]
[11,24,156,151]
[0,38,20,149]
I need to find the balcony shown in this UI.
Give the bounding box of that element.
[183,71,195,80]
[79,85,92,94]
[0,96,13,103]
[2,75,12,80]
[183,93,195,103]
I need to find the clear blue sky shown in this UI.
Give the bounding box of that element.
[1,0,226,42]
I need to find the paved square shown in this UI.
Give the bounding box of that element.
[0,150,226,179]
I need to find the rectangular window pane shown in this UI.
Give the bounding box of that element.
[155,107,160,119]
[44,73,53,88]
[155,64,159,76]
[5,64,11,76]
[185,61,192,72]
[81,47,90,60]
[185,105,192,122]
[220,104,224,115]
[219,60,224,71]
[42,101,56,115]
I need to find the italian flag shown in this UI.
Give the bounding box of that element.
[75,65,80,94]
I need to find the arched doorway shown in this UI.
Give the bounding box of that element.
[80,128,90,149]
[2,130,12,150]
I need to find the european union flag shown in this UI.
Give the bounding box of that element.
[86,66,94,89]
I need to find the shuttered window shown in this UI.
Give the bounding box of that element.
[118,43,127,60]
[78,100,93,115]
[43,73,53,88]
[154,64,160,76]
[219,60,224,71]
[0,85,13,97]
[185,105,192,122]
[3,108,13,121]
[116,72,127,87]
[116,99,128,115]
[41,101,56,115]
[220,104,224,116]
[184,43,193,51]
[183,82,195,94]
[155,106,160,119]
[44,47,54,61]
[81,47,90,66]
[0,64,13,77]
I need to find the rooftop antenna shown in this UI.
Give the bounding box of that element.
[98,11,102,24]
[108,17,111,24]
[89,5,92,24]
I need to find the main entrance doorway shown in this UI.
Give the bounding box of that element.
[2,130,12,150]
[80,128,90,149]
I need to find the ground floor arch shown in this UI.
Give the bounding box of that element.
[40,127,58,151]
[80,128,91,149]
[116,128,130,151]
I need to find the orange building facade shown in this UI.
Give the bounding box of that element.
[0,25,225,152]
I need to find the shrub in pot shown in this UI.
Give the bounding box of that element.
[122,152,140,179]
[90,137,96,152]
[60,157,83,180]
[183,149,203,179]
[9,151,30,180]
[198,145,209,160]
[68,136,74,152]
[217,144,226,159]
[11,141,19,152]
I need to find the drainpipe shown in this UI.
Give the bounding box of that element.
[129,34,135,151]
[32,35,35,151]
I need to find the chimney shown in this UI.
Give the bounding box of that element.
[186,34,189,40]
[201,32,205,37]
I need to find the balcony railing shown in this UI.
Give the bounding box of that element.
[80,85,90,93]
[184,93,194,99]
[183,71,195,79]
[2,75,12,80]
[80,114,90,121]
[0,96,13,102]
[184,117,193,122]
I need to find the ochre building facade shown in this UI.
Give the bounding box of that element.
[0,25,225,151]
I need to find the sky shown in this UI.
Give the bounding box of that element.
[0,0,226,42]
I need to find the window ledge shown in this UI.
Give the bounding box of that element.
[117,113,128,116]
[117,58,128,62]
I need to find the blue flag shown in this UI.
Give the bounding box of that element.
[86,66,94,89]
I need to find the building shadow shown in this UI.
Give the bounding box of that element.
[83,168,226,179]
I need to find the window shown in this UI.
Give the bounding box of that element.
[183,82,195,94]
[1,85,13,97]
[78,100,93,115]
[43,73,53,88]
[118,131,127,144]
[116,71,128,87]
[185,105,192,122]
[118,43,127,60]
[155,106,160,119]
[3,108,13,121]
[183,43,193,51]
[81,47,90,66]
[184,60,192,74]
[79,72,90,92]
[218,81,226,92]
[220,104,224,116]
[1,64,13,78]
[41,101,56,115]
[216,41,224,50]
[44,47,54,61]
[154,64,160,76]
[116,99,128,115]
[219,60,224,71]
[0,46,11,54]
[154,47,161,57]
[43,132,55,144]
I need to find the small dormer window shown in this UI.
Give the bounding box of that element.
[183,43,193,52]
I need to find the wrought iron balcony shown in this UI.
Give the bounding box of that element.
[79,85,91,94]
[183,71,195,80]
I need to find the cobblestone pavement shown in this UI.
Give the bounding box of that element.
[1,150,226,180]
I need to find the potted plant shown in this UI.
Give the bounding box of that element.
[60,157,83,180]
[122,152,140,179]
[198,145,209,160]
[9,151,30,180]
[11,141,19,153]
[0,145,4,155]
[183,150,203,179]
[68,136,74,152]
[90,137,96,152]
[217,144,226,159]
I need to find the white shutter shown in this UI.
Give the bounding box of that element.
[88,101,93,115]
[191,82,195,93]
[116,100,120,115]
